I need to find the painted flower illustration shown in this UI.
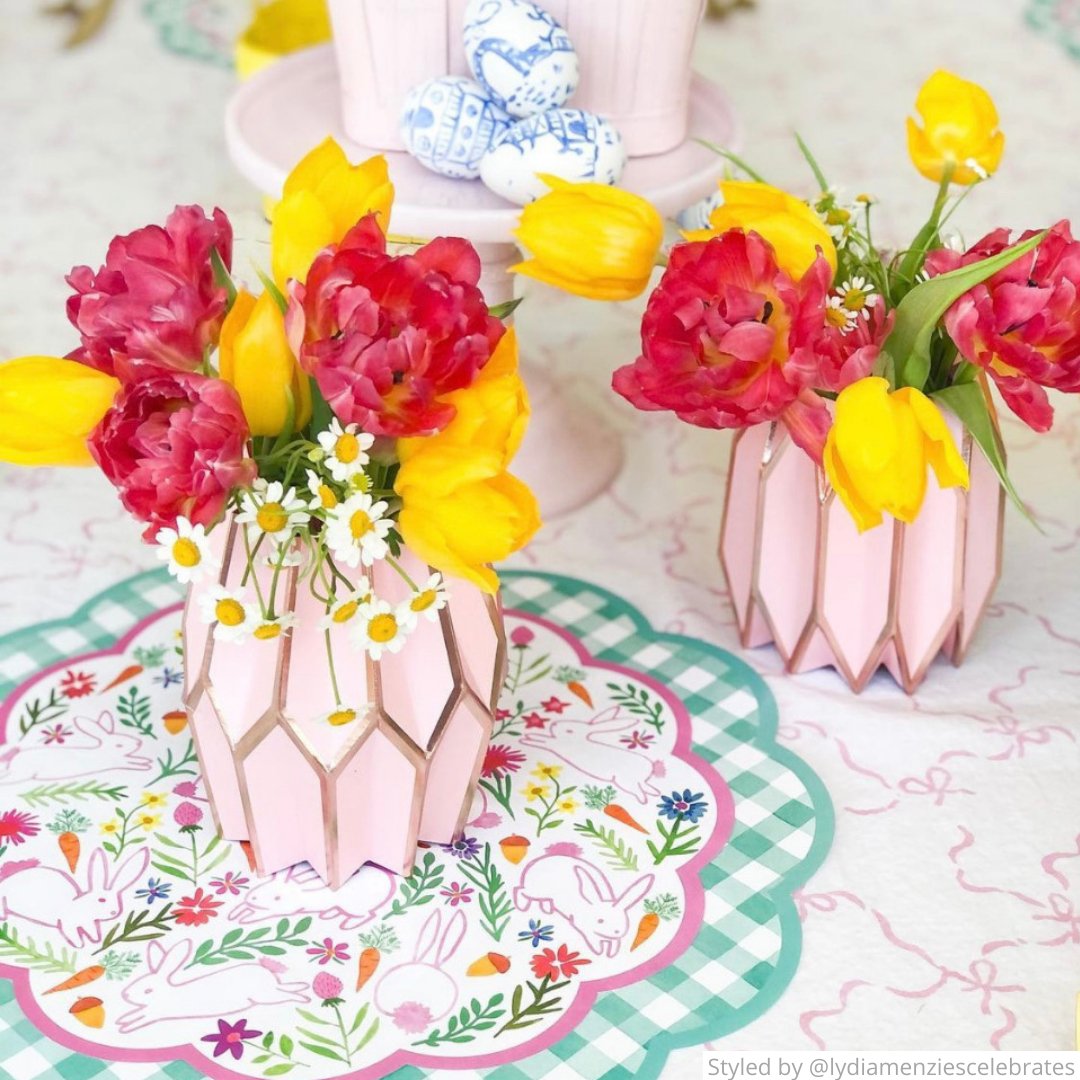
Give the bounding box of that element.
[482,743,526,778]
[134,878,172,905]
[313,972,344,1007]
[620,730,655,750]
[523,712,547,729]
[59,670,96,698]
[0,810,40,847]
[510,626,534,648]
[440,882,474,907]
[42,724,72,745]
[443,835,480,859]
[541,697,569,713]
[306,938,351,965]
[208,871,250,896]
[530,944,591,980]
[518,919,555,947]
[172,780,203,799]
[154,667,182,688]
[174,801,204,832]
[174,888,223,926]
[199,1017,263,1060]
[658,790,709,823]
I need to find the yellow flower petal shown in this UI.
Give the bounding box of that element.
[270,189,337,290]
[896,388,970,492]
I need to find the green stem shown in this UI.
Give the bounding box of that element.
[190,831,199,883]
[385,555,419,591]
[240,527,269,611]
[694,139,767,183]
[324,629,342,707]
[333,1004,352,1067]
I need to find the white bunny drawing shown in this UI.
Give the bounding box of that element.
[374,908,466,1031]
[514,848,654,957]
[0,712,152,785]
[519,705,663,804]
[228,862,396,931]
[117,938,310,1032]
[0,846,149,948]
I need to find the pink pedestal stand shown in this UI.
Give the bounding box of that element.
[224,46,738,517]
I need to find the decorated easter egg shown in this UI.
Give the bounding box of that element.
[400,76,512,180]
[479,108,627,205]
[676,189,724,232]
[463,0,579,118]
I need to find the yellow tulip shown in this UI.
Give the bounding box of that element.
[684,180,837,278]
[398,329,529,468]
[511,176,665,301]
[218,290,312,436]
[906,70,1004,185]
[0,356,119,466]
[824,377,969,532]
[270,138,394,288]
[235,0,330,80]
[395,445,541,594]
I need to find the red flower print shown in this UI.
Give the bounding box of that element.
[523,712,547,730]
[482,744,527,778]
[0,810,40,847]
[495,708,511,721]
[174,888,223,926]
[530,943,591,981]
[59,670,96,698]
[541,697,569,714]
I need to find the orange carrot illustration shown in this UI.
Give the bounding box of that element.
[566,681,593,707]
[101,664,143,692]
[57,831,81,873]
[356,946,380,990]
[631,894,680,951]
[45,966,105,995]
[603,803,648,834]
[631,912,659,951]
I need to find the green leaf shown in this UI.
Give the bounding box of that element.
[296,1027,340,1048]
[256,267,288,315]
[794,131,828,192]
[279,1033,293,1057]
[296,1008,334,1027]
[886,231,1046,391]
[261,1032,274,1050]
[489,297,523,320]
[309,377,333,437]
[349,1004,369,1035]
[294,916,312,935]
[931,380,1033,524]
[298,1042,345,1062]
[210,247,238,307]
[250,1054,271,1064]
[264,1065,295,1077]
[354,1016,379,1053]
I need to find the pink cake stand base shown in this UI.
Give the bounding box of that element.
[225,46,739,517]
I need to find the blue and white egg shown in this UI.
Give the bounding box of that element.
[676,189,724,232]
[400,76,512,180]
[479,108,627,205]
[463,0,579,119]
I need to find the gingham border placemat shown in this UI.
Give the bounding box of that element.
[0,570,833,1080]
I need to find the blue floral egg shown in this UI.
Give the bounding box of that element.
[400,76,512,180]
[676,190,724,232]
[480,108,627,205]
[463,0,579,119]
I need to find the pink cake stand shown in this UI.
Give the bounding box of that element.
[225,46,738,517]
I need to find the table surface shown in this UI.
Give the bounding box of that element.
[2,0,1080,1068]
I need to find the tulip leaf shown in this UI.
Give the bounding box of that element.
[489,298,524,321]
[931,380,1035,525]
[210,247,237,308]
[794,132,829,193]
[886,231,1045,392]
[309,378,333,438]
[254,268,288,315]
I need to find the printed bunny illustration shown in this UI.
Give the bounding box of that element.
[520,706,663,804]
[0,846,149,948]
[374,908,466,1031]
[0,712,151,785]
[117,938,310,1032]
[228,862,395,931]
[514,846,654,957]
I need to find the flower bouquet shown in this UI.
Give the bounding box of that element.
[513,71,1079,692]
[0,138,540,885]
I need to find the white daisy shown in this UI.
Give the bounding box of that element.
[317,419,374,484]
[321,703,372,728]
[825,294,858,334]
[319,588,374,630]
[324,493,392,568]
[198,586,260,644]
[155,518,217,585]
[252,612,298,642]
[305,469,341,513]
[264,545,305,571]
[837,276,876,320]
[237,480,310,540]
[352,599,415,660]
[405,573,449,623]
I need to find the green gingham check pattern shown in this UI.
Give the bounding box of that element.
[0,570,833,1080]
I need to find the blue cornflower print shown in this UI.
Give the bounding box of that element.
[658,789,708,823]
[134,877,172,904]
[518,919,555,947]
[154,667,182,688]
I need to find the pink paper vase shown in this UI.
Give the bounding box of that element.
[719,417,1005,694]
[327,0,706,156]
[182,519,507,888]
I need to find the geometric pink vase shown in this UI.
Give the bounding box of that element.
[719,416,1005,694]
[182,519,506,889]
[327,0,707,156]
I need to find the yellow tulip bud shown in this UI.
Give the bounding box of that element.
[270,138,394,288]
[824,377,970,532]
[398,329,529,468]
[0,356,119,466]
[395,445,541,594]
[684,180,837,279]
[235,0,330,81]
[906,70,1004,185]
[218,290,312,436]
[511,176,665,301]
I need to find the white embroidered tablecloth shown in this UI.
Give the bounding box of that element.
[1,0,1079,1071]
